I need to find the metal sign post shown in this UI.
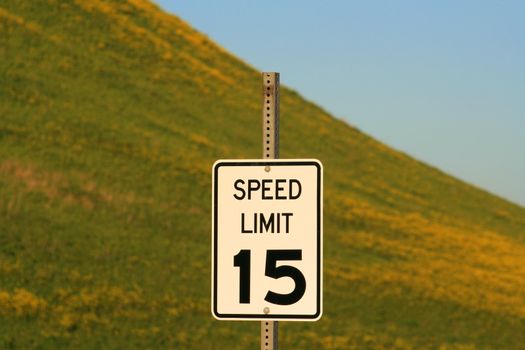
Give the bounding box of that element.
[261,72,279,349]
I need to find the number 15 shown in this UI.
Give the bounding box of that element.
[233,249,306,305]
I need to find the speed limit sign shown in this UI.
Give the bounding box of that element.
[211,159,322,320]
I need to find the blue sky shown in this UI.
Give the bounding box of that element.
[155,0,524,207]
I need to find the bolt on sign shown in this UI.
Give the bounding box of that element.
[212,159,323,320]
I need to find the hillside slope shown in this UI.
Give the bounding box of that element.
[1,0,525,349]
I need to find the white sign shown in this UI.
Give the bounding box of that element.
[212,159,322,321]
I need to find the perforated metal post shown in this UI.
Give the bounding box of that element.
[261,72,279,350]
[263,72,279,159]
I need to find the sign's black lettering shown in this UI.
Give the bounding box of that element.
[281,213,293,233]
[233,250,251,303]
[248,179,261,199]
[264,250,306,305]
[275,179,287,199]
[233,179,303,200]
[261,179,272,200]
[240,212,294,234]
[233,179,245,200]
[233,249,306,305]
[260,212,274,233]
[241,213,253,233]
[289,179,302,199]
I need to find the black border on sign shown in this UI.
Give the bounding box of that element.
[212,160,322,320]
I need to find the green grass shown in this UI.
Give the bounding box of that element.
[1,0,525,349]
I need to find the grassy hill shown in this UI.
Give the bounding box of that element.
[1,0,525,349]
